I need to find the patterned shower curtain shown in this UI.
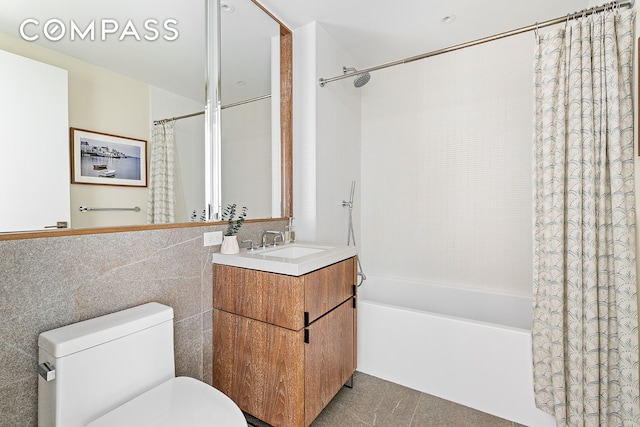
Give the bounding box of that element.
[146,120,176,224]
[532,8,638,427]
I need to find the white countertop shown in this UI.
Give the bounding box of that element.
[212,242,358,276]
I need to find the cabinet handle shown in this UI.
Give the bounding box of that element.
[304,329,310,344]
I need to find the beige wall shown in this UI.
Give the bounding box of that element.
[0,34,150,229]
[221,98,273,219]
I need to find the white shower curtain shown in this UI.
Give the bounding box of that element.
[146,121,176,224]
[532,8,638,427]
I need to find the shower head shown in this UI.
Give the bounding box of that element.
[353,73,371,88]
[343,66,371,88]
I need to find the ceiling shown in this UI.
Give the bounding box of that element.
[0,0,598,103]
[260,0,593,70]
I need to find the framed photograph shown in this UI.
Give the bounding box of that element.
[70,128,147,187]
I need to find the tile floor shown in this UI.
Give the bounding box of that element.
[245,372,528,427]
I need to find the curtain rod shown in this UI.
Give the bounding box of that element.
[153,94,271,125]
[153,111,204,125]
[318,0,634,87]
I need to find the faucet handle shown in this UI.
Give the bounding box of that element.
[241,239,256,251]
[262,230,285,247]
[273,233,285,246]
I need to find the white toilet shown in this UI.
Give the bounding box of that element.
[37,302,247,426]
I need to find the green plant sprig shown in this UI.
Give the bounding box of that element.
[221,203,248,236]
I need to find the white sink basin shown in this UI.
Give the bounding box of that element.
[212,242,357,276]
[261,246,326,259]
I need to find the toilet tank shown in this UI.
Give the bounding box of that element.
[38,302,176,427]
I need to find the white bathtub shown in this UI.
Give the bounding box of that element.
[357,276,555,427]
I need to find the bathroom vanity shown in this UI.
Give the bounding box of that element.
[212,243,358,427]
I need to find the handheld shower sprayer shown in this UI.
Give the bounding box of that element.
[343,181,367,286]
[341,181,355,209]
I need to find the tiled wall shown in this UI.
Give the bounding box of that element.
[360,31,533,296]
[0,220,284,427]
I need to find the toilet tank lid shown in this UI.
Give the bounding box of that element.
[39,303,174,358]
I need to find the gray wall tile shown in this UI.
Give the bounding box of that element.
[0,221,285,426]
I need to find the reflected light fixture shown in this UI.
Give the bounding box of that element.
[442,14,456,23]
[220,2,235,13]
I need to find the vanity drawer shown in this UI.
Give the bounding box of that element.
[213,264,304,330]
[213,257,356,330]
[304,257,355,324]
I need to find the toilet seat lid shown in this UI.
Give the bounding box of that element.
[87,377,246,427]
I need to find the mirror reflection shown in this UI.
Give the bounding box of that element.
[220,0,280,220]
[0,0,282,233]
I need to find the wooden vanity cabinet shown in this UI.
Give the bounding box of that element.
[212,257,357,427]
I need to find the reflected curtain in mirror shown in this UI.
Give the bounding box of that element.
[147,121,177,223]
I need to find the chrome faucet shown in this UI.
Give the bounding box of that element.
[261,230,285,248]
[273,233,285,246]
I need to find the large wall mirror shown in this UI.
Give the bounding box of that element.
[0,0,292,237]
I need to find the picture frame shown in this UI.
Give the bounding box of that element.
[70,127,147,187]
